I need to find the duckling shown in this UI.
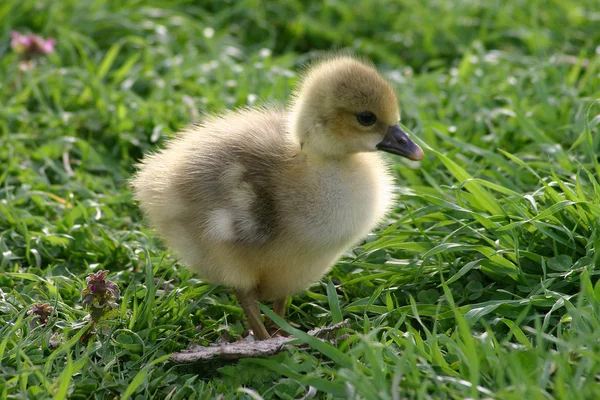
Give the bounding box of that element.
[131,55,424,340]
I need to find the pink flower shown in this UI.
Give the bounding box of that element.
[81,270,121,323]
[11,31,56,56]
[27,303,55,328]
[11,32,32,53]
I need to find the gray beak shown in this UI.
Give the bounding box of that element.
[376,125,424,161]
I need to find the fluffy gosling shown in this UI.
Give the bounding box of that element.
[131,55,424,339]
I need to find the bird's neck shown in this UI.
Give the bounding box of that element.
[295,149,362,166]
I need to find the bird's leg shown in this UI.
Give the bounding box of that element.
[266,297,289,336]
[235,289,270,340]
[273,297,288,319]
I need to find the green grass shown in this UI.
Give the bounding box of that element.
[2,0,600,398]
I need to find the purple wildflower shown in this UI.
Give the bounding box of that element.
[81,270,121,322]
[11,31,56,56]
[27,303,54,327]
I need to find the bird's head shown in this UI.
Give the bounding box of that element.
[289,56,423,160]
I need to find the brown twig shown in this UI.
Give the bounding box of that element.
[170,319,350,363]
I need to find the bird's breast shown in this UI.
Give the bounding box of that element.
[280,154,394,250]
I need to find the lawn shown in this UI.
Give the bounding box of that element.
[1,0,600,398]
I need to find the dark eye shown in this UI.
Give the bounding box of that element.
[357,111,377,126]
